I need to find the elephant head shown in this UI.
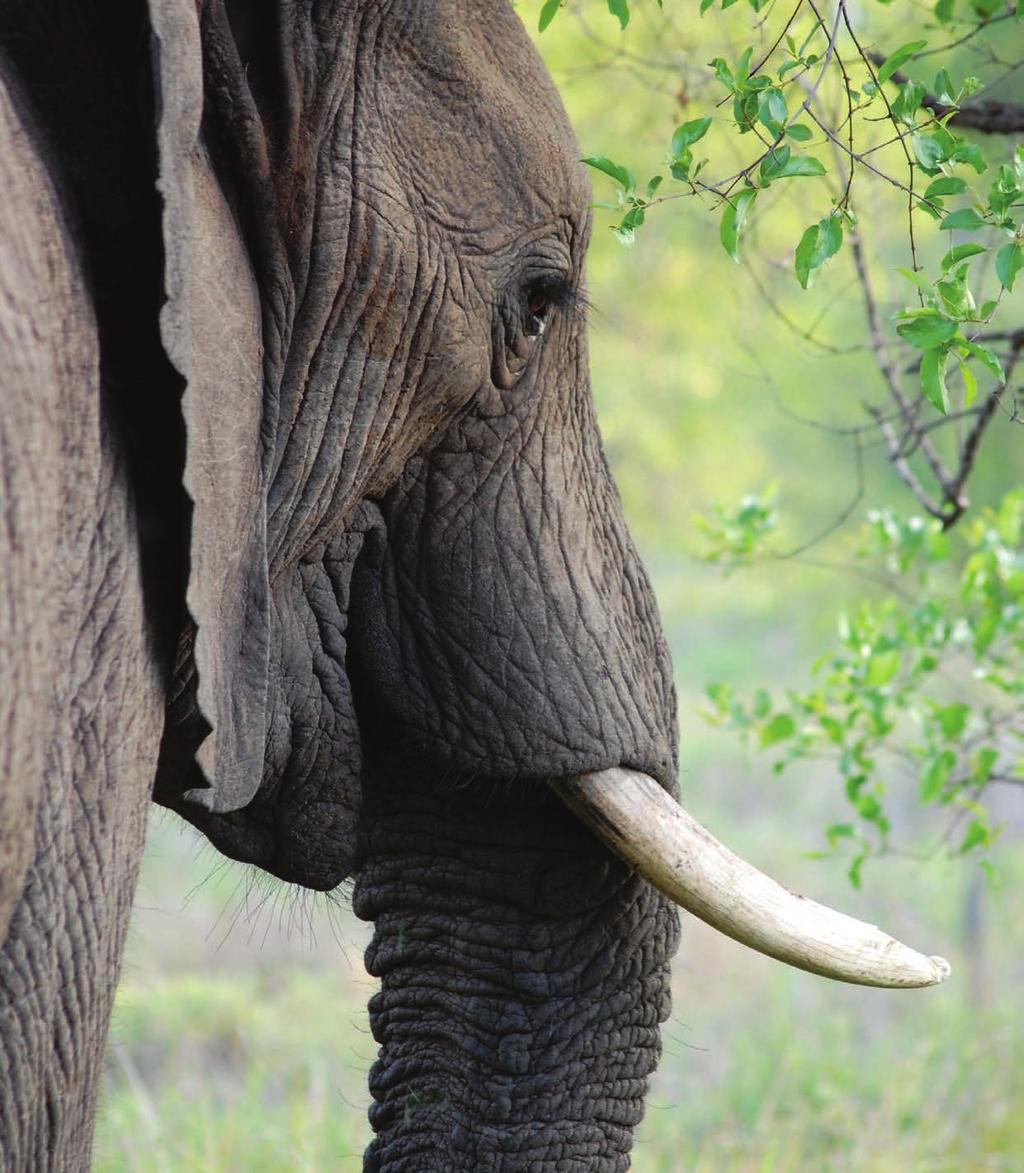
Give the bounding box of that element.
[146,1,947,1167]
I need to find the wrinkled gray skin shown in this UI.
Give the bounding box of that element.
[0,2,681,1169]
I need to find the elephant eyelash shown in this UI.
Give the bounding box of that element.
[522,277,589,337]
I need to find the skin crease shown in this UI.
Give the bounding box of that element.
[0,2,681,1169]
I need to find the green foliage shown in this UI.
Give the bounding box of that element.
[692,486,777,570]
[537,6,1020,898]
[581,155,667,244]
[700,489,1024,885]
[539,0,664,31]
[543,0,1023,421]
[903,145,1024,415]
[795,211,844,289]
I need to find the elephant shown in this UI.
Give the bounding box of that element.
[0,1,948,1169]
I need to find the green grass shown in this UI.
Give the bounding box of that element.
[98,973,370,1171]
[95,814,1024,1171]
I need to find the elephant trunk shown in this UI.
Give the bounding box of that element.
[558,769,950,988]
[352,765,679,1173]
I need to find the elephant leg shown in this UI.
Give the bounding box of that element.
[0,68,164,1172]
[353,762,680,1173]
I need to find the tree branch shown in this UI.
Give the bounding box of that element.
[941,332,1024,528]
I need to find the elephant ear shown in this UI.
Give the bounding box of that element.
[149,0,270,812]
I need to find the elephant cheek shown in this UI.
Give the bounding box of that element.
[257,522,383,890]
[178,516,380,891]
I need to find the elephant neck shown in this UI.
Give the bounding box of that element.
[352,765,679,1172]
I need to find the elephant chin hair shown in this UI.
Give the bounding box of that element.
[558,769,950,990]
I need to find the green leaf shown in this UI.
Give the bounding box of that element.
[924,176,968,198]
[759,712,795,747]
[959,355,978,406]
[896,313,959,349]
[826,822,855,847]
[820,714,843,743]
[961,339,1004,380]
[941,242,986,270]
[934,701,969,739]
[538,0,562,32]
[940,207,987,231]
[960,818,989,853]
[719,187,757,262]
[700,0,715,12]
[780,155,826,178]
[934,0,955,21]
[857,793,883,823]
[582,155,635,194]
[865,649,899,685]
[933,68,956,103]
[920,346,951,413]
[710,56,735,90]
[619,204,645,230]
[893,80,927,123]
[996,241,1024,291]
[913,133,945,172]
[760,149,826,183]
[758,143,789,178]
[936,263,974,317]
[920,749,955,801]
[950,142,987,173]
[705,681,735,714]
[671,117,712,156]
[896,267,935,295]
[757,88,788,137]
[876,40,927,86]
[644,174,663,200]
[785,122,813,142]
[607,0,630,29]
[972,746,998,784]
[795,213,843,289]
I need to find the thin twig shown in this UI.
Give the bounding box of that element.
[941,333,1024,527]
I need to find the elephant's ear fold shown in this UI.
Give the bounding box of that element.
[150,0,270,813]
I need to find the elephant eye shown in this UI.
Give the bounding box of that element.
[523,282,552,338]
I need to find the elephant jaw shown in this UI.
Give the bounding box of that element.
[556,769,951,989]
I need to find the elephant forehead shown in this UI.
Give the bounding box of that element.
[375,0,588,238]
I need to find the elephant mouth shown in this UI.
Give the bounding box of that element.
[552,768,950,989]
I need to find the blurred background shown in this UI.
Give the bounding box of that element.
[95,4,1023,1169]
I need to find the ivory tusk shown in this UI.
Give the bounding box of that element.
[556,767,950,989]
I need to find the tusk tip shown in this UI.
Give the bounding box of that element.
[927,955,952,984]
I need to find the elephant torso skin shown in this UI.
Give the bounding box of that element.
[0,46,165,1171]
[0,3,680,1169]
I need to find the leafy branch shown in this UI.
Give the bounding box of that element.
[540,0,1022,530]
[697,488,1024,885]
